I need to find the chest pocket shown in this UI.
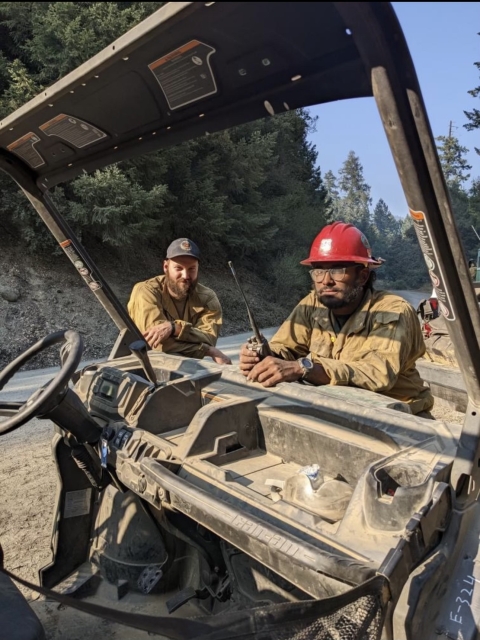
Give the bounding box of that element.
[369,311,401,353]
[372,311,400,328]
[190,305,206,325]
[310,326,335,359]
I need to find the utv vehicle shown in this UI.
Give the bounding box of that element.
[1,3,480,639]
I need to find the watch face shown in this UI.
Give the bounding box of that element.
[301,357,314,371]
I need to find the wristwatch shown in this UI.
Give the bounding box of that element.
[297,357,314,380]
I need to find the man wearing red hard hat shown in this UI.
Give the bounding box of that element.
[239,222,433,415]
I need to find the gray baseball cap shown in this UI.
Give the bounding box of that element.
[166,238,200,260]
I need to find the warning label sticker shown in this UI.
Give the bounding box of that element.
[64,488,92,519]
[149,40,217,110]
[409,208,456,320]
[40,114,107,148]
[59,239,103,292]
[7,132,45,169]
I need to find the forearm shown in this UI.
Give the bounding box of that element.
[304,363,331,385]
[203,344,219,358]
[161,336,207,359]
[242,354,330,387]
[269,342,303,361]
[176,321,218,346]
[266,343,331,384]
[319,357,397,392]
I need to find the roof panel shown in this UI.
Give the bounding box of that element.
[0,2,372,187]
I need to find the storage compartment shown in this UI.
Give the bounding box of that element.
[193,404,397,524]
[365,458,435,531]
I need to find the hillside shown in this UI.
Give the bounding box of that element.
[0,239,289,370]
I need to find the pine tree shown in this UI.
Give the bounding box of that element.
[436,131,472,187]
[435,131,479,261]
[374,215,427,290]
[0,2,164,97]
[337,151,372,233]
[371,200,403,286]
[323,170,340,218]
[0,2,330,274]
[373,199,398,239]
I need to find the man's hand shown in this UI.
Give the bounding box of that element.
[245,356,303,387]
[204,345,232,365]
[239,343,261,375]
[143,321,174,349]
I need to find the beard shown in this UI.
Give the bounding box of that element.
[165,274,197,299]
[317,282,364,309]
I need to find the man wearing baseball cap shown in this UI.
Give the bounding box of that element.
[128,238,231,364]
[239,222,433,415]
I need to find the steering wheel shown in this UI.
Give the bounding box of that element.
[0,330,83,435]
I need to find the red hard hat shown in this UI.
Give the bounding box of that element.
[300,222,382,267]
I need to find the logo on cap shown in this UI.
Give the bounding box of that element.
[320,239,332,253]
[180,240,191,251]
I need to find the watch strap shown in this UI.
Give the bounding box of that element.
[298,357,313,379]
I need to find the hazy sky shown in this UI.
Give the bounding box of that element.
[307,2,480,219]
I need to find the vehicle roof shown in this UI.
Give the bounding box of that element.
[0,1,375,188]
